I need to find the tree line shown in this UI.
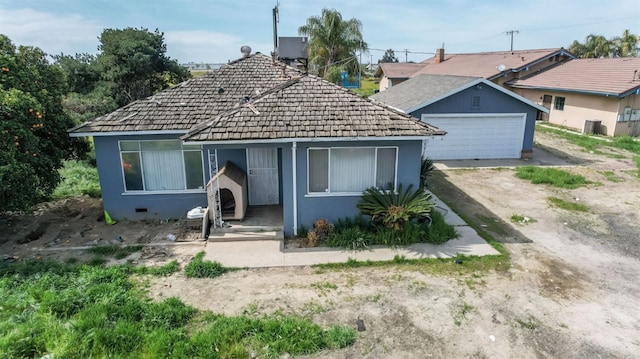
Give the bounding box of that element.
[1,28,190,211]
[568,29,639,58]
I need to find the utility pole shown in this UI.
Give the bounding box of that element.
[505,30,519,52]
[404,49,409,62]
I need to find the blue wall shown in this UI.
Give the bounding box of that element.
[289,140,423,236]
[409,85,538,152]
[94,134,207,221]
[95,136,423,237]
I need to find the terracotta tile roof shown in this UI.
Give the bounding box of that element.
[412,48,570,79]
[508,58,640,97]
[182,75,444,142]
[370,74,480,111]
[69,53,302,133]
[375,62,425,79]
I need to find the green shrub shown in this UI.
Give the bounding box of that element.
[358,184,434,230]
[184,252,228,278]
[427,210,458,244]
[51,160,101,200]
[420,157,435,189]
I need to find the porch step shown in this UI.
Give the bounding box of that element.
[216,224,283,233]
[208,230,284,242]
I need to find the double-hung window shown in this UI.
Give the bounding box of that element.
[554,96,565,111]
[119,140,204,192]
[308,147,397,194]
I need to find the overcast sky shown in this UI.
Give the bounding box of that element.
[1,0,639,64]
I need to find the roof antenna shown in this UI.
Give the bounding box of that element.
[272,1,279,54]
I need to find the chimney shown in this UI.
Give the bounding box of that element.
[435,48,445,64]
[279,63,287,79]
[270,51,276,66]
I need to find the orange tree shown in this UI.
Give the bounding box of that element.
[0,35,88,211]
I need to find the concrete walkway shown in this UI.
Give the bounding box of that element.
[203,193,500,268]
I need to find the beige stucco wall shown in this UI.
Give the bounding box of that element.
[379,76,391,91]
[515,89,638,136]
[378,77,409,92]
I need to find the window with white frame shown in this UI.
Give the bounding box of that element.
[119,140,204,192]
[307,147,397,194]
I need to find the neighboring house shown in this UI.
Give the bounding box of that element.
[371,74,548,160]
[375,48,575,92]
[69,53,444,236]
[508,58,640,137]
[374,62,425,90]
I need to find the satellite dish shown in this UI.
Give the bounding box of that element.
[496,64,506,71]
[240,45,252,56]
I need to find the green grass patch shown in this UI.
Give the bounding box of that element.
[183,251,235,278]
[351,77,378,97]
[87,245,143,259]
[0,259,355,358]
[52,159,101,200]
[547,197,589,212]
[516,166,587,189]
[599,170,624,182]
[537,125,640,155]
[633,155,640,178]
[510,214,537,225]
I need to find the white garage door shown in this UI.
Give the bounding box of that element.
[422,113,526,160]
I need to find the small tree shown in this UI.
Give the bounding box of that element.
[379,49,398,63]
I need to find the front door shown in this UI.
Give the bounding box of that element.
[246,148,279,205]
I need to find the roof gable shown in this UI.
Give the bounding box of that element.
[370,74,547,114]
[69,53,302,135]
[508,58,640,97]
[375,62,425,79]
[182,75,444,143]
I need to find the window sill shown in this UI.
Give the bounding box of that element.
[122,189,206,195]
[304,192,364,198]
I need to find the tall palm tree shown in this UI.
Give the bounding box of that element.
[298,8,367,79]
[613,29,639,57]
[583,34,614,58]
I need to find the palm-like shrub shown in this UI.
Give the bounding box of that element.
[357,184,434,230]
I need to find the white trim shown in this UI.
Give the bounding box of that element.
[306,146,399,195]
[422,112,528,120]
[403,78,548,114]
[291,142,298,235]
[69,130,188,137]
[121,189,206,195]
[183,136,437,146]
[304,192,364,198]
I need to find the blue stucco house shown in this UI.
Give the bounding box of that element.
[69,53,444,237]
[370,74,548,160]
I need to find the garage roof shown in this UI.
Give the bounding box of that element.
[370,74,548,114]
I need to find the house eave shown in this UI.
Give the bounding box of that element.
[508,85,631,99]
[182,134,445,146]
[69,130,189,137]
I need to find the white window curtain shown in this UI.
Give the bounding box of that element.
[376,148,397,190]
[142,151,185,190]
[330,148,375,192]
[309,149,329,192]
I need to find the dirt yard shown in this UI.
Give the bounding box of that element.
[2,129,639,358]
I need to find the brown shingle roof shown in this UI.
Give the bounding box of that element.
[69,53,302,134]
[182,75,444,142]
[508,58,640,97]
[414,48,569,79]
[375,62,425,79]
